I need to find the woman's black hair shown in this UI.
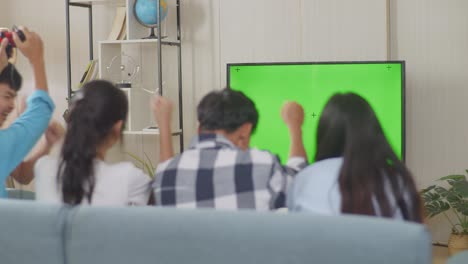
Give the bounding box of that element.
[57,80,128,205]
[315,92,422,222]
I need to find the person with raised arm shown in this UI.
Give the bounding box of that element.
[0,27,55,198]
[151,89,307,210]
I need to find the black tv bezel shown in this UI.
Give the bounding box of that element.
[226,61,406,161]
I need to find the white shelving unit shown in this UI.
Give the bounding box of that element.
[65,0,184,149]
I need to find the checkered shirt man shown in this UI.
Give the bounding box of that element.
[153,133,307,210]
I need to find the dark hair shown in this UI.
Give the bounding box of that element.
[0,63,22,91]
[197,88,259,133]
[315,93,422,222]
[58,80,128,205]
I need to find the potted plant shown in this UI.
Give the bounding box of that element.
[127,152,156,205]
[421,172,468,255]
[126,152,156,179]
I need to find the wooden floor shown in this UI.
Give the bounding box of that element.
[433,246,449,264]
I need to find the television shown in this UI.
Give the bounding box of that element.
[227,61,405,163]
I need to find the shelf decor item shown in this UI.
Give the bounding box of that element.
[106,52,140,88]
[133,0,168,39]
[421,172,468,255]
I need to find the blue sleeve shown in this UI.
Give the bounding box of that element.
[0,90,55,181]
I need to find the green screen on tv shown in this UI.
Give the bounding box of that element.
[227,62,405,163]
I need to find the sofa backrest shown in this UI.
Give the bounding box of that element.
[65,206,431,264]
[6,188,35,200]
[0,200,432,264]
[0,200,65,264]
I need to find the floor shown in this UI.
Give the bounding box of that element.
[433,246,449,264]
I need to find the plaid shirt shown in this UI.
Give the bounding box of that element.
[153,133,307,210]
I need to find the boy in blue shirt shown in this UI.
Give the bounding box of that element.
[0,28,55,197]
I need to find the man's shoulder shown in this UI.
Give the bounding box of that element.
[155,152,185,173]
[247,147,280,164]
[156,147,278,173]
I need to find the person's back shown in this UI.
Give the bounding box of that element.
[152,89,307,210]
[34,80,151,206]
[288,93,422,223]
[35,156,150,205]
[289,157,411,219]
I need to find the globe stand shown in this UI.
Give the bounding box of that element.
[143,27,167,39]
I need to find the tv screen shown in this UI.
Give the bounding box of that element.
[227,61,405,163]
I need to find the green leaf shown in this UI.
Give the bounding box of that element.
[452,181,468,198]
[126,152,145,166]
[434,186,449,197]
[125,151,155,179]
[452,200,468,216]
[425,200,450,217]
[144,152,155,171]
[420,185,436,194]
[439,175,466,181]
[446,192,461,204]
[422,191,441,203]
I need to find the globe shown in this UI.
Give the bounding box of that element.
[134,0,168,27]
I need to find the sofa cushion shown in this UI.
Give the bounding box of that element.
[0,200,65,264]
[65,207,431,264]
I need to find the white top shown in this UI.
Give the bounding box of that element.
[34,156,151,206]
[288,157,405,219]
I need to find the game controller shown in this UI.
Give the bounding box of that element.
[0,26,26,58]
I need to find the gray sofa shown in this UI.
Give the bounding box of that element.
[0,200,431,264]
[448,251,468,264]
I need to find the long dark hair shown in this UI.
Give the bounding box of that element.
[58,80,128,205]
[315,93,422,222]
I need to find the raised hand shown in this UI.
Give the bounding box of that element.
[0,38,8,73]
[13,27,44,66]
[151,94,173,129]
[45,121,65,147]
[151,95,174,162]
[281,101,305,130]
[281,101,307,160]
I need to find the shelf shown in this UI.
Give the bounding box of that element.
[124,129,182,135]
[99,39,181,46]
[67,0,185,150]
[69,0,125,6]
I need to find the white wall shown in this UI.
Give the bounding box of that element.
[391,0,468,243]
[182,0,387,147]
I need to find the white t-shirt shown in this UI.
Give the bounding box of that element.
[34,156,151,206]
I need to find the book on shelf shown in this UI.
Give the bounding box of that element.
[88,60,99,81]
[74,60,98,91]
[108,7,126,41]
[117,17,127,40]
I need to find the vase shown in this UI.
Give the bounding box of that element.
[448,233,468,256]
